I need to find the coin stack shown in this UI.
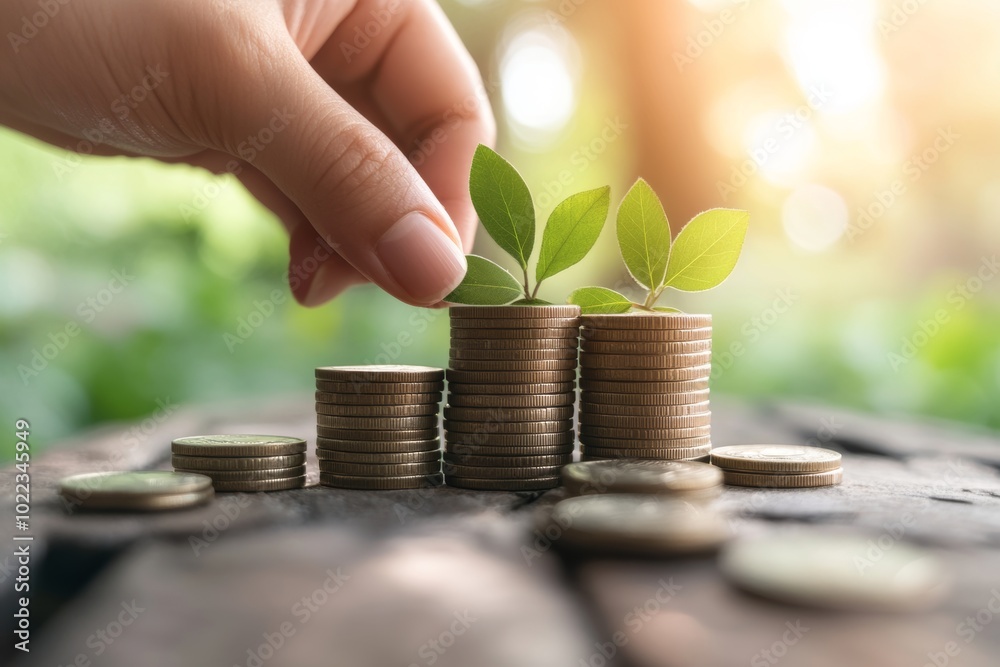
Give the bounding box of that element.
[60,471,214,511]
[561,459,722,500]
[710,444,843,488]
[444,305,580,491]
[578,313,713,461]
[172,435,307,492]
[315,365,445,490]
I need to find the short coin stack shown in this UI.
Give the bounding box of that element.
[578,313,713,461]
[60,471,214,511]
[172,435,307,492]
[444,305,580,491]
[561,459,722,500]
[710,444,843,487]
[315,365,444,490]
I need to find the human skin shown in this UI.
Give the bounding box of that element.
[0,0,495,306]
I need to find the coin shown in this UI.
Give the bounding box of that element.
[580,434,711,447]
[211,475,307,492]
[316,449,440,464]
[719,530,950,611]
[579,351,713,369]
[450,317,580,329]
[580,313,711,329]
[580,339,711,355]
[445,430,575,447]
[443,453,573,467]
[320,472,443,490]
[315,380,444,394]
[315,402,439,417]
[443,462,566,479]
[579,412,711,429]
[448,358,578,372]
[446,381,575,395]
[446,369,577,384]
[580,365,711,382]
[446,442,575,457]
[548,494,729,555]
[721,468,843,488]
[581,326,713,342]
[446,392,574,408]
[314,391,441,405]
[450,327,579,340]
[581,389,710,405]
[710,445,842,473]
[59,471,214,511]
[315,365,444,382]
[444,475,561,491]
[444,418,572,435]
[450,305,581,319]
[581,401,710,416]
[450,337,579,350]
[316,414,439,430]
[170,453,306,471]
[316,437,441,453]
[174,465,307,481]
[579,379,709,394]
[561,460,722,496]
[171,435,306,457]
[316,426,439,441]
[443,405,574,422]
[449,347,578,361]
[579,445,713,459]
[581,454,710,463]
[318,461,441,476]
[580,424,711,439]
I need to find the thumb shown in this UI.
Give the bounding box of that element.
[219,35,467,307]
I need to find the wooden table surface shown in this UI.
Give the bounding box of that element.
[3,396,1000,667]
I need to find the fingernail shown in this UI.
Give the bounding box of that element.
[376,212,467,304]
[302,261,337,307]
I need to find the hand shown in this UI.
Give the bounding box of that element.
[0,0,494,306]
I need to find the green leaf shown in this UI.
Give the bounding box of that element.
[652,306,681,313]
[568,287,633,314]
[510,298,552,305]
[445,255,523,305]
[535,186,611,283]
[469,145,535,271]
[664,208,749,291]
[616,178,671,290]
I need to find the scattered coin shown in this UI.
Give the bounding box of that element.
[315,365,444,383]
[580,365,711,382]
[319,472,444,490]
[580,400,710,416]
[316,437,441,453]
[173,465,306,482]
[444,475,561,491]
[171,435,306,458]
[211,475,307,492]
[581,339,712,355]
[314,391,441,405]
[60,471,214,511]
[721,468,843,488]
[315,414,439,430]
[446,392,574,408]
[579,351,713,369]
[443,405,574,422]
[710,444,842,473]
[562,460,723,497]
[547,494,729,555]
[445,418,572,435]
[580,326,713,342]
[449,305,581,319]
[171,453,306,471]
[319,461,441,477]
[719,530,950,611]
[446,381,576,395]
[580,313,711,330]
[579,412,711,429]
[446,369,577,384]
[316,427,439,442]
[315,380,444,394]
[316,449,441,464]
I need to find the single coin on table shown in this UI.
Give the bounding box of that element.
[316,437,441,453]
[315,414,439,430]
[580,339,712,355]
[581,400,710,417]
[442,463,566,480]
[579,379,709,395]
[316,426,439,442]
[444,430,575,447]
[314,365,444,383]
[443,405,574,423]
[580,326,713,343]
[561,459,723,497]
[444,418,572,435]
[59,471,214,511]
[320,472,443,490]
[315,380,443,394]
[449,304,581,319]
[580,424,712,440]
[443,452,573,467]
[171,435,306,458]
[446,381,576,396]
[580,365,712,383]
[449,347,578,361]
[173,465,306,482]
[445,475,561,491]
[579,445,713,460]
[710,444,842,473]
[580,313,711,330]
[314,391,441,406]
[212,475,307,493]
[719,530,950,611]
[170,453,306,471]
[317,461,441,477]
[316,449,441,464]
[721,468,843,488]
[445,369,577,385]
[579,412,712,429]
[446,392,575,408]
[448,358,578,372]
[545,494,729,555]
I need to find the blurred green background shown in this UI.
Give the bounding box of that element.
[3,0,1000,459]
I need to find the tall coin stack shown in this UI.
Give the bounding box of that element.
[171,435,308,492]
[315,365,445,490]
[578,313,713,461]
[444,305,580,491]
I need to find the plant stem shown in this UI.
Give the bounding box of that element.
[642,288,659,310]
[522,266,532,301]
[530,280,541,300]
